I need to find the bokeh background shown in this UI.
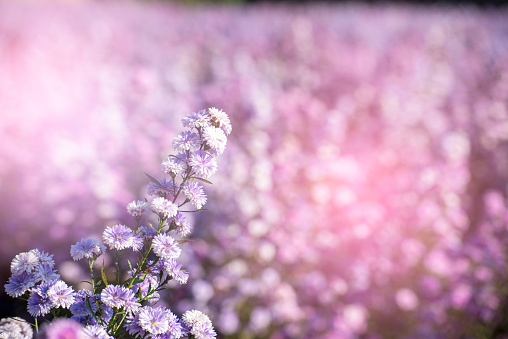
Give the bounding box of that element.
[1,0,508,338]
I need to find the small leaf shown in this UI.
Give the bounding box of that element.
[190,177,213,185]
[101,260,109,286]
[144,172,167,190]
[177,239,193,244]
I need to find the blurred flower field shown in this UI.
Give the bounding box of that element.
[1,1,508,338]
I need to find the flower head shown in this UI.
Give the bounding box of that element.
[47,280,75,309]
[162,157,185,176]
[163,259,189,284]
[189,150,218,179]
[208,107,232,135]
[202,126,227,155]
[102,225,141,251]
[170,212,193,237]
[151,197,178,218]
[182,310,215,338]
[43,318,86,339]
[70,238,106,261]
[33,263,60,283]
[84,325,113,339]
[138,306,171,335]
[0,317,33,339]
[183,181,207,209]
[27,281,55,317]
[100,285,140,311]
[181,110,211,129]
[172,131,201,153]
[4,272,37,298]
[152,234,181,260]
[127,200,149,219]
[10,251,39,275]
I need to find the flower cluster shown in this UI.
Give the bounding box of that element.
[1,2,508,338]
[1,108,229,338]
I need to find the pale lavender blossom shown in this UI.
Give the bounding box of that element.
[189,150,218,179]
[10,251,38,275]
[172,131,201,153]
[102,224,141,251]
[170,212,193,237]
[163,259,189,284]
[208,107,232,135]
[182,110,211,129]
[126,200,149,219]
[191,321,217,339]
[124,312,145,337]
[101,285,140,311]
[162,156,185,176]
[182,310,215,339]
[138,306,171,335]
[131,274,160,303]
[139,225,157,241]
[151,197,178,218]
[70,238,106,261]
[152,234,181,260]
[183,181,207,209]
[202,126,227,155]
[84,325,113,339]
[47,280,75,309]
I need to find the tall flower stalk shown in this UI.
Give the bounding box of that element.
[1,108,231,339]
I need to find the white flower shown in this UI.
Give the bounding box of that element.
[202,126,227,155]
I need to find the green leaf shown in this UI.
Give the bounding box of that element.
[101,261,109,286]
[144,172,167,190]
[177,239,193,244]
[190,177,213,185]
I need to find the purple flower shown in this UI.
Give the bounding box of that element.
[191,321,217,339]
[102,224,141,251]
[162,157,185,176]
[47,280,75,309]
[4,272,37,297]
[100,285,140,311]
[70,290,96,317]
[138,306,171,335]
[147,178,175,197]
[131,274,160,303]
[182,310,215,339]
[183,181,207,209]
[163,259,189,284]
[84,325,113,339]
[70,238,106,261]
[181,110,211,129]
[189,150,218,179]
[27,281,55,317]
[151,197,178,218]
[170,212,193,237]
[124,312,145,337]
[172,131,201,153]
[43,318,85,339]
[126,200,149,219]
[34,263,60,283]
[152,234,181,260]
[139,225,157,241]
